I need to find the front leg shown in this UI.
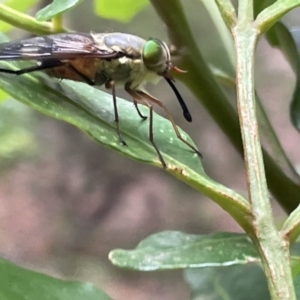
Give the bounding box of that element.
[105,80,127,146]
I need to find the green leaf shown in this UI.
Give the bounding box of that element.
[0,61,203,172]
[0,0,39,32]
[185,252,300,300]
[290,242,300,276]
[254,0,275,17]
[0,89,9,103]
[294,274,300,298]
[109,231,259,270]
[290,28,300,132]
[0,256,113,300]
[94,0,149,22]
[266,22,298,71]
[0,33,252,233]
[36,0,82,21]
[184,265,270,300]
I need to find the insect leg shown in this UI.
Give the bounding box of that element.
[137,90,202,158]
[124,85,147,120]
[67,66,130,146]
[133,99,147,120]
[0,59,65,75]
[105,80,127,146]
[126,89,167,168]
[64,65,134,147]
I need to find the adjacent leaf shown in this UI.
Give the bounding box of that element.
[294,274,300,298]
[94,0,149,22]
[184,263,300,300]
[266,22,298,71]
[182,240,300,299]
[291,241,300,277]
[0,0,39,32]
[254,0,275,18]
[184,265,270,300]
[290,28,300,132]
[109,231,259,270]
[291,256,300,277]
[36,0,82,21]
[266,23,300,132]
[291,240,300,255]
[0,256,113,300]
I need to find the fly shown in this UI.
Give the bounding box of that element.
[0,32,202,168]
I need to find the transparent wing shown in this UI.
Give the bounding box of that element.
[0,33,119,61]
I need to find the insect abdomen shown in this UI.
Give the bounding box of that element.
[46,57,102,85]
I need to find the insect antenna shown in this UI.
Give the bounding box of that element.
[165,77,192,123]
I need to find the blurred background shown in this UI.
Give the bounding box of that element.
[0,1,300,299]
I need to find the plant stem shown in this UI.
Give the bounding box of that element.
[214,0,237,29]
[52,14,64,32]
[0,4,53,35]
[233,2,295,297]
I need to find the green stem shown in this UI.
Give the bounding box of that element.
[256,96,299,183]
[233,5,295,298]
[214,0,237,29]
[237,0,253,21]
[0,4,53,35]
[51,14,64,32]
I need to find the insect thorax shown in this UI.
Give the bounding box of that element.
[97,56,161,89]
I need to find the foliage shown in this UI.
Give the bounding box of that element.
[0,257,112,300]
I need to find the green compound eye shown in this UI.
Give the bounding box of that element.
[142,39,169,74]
